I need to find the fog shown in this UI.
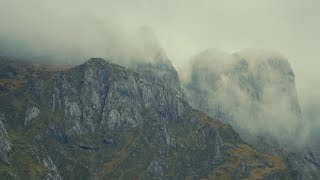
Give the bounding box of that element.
[0,1,319,145]
[183,49,312,148]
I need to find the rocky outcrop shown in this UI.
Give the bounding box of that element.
[123,26,185,98]
[146,159,167,178]
[42,156,62,180]
[129,61,185,99]
[24,106,40,125]
[234,159,249,179]
[0,113,11,162]
[47,58,187,136]
[287,150,320,179]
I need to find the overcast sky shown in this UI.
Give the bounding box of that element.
[0,0,319,109]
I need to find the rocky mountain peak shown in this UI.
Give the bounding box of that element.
[119,26,186,98]
[0,58,294,179]
[85,57,109,66]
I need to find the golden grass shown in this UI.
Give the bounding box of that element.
[200,116,223,129]
[0,78,25,91]
[99,135,137,178]
[208,143,286,180]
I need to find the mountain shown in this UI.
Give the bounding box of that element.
[184,49,302,140]
[183,49,320,179]
[0,58,293,179]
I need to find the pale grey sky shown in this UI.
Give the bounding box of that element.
[0,0,319,108]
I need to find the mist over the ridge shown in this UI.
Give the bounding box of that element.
[0,1,167,65]
[0,0,319,147]
[182,49,315,148]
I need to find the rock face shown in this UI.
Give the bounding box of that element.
[184,49,302,141]
[0,58,292,179]
[118,26,185,98]
[287,150,320,179]
[24,106,40,125]
[183,49,320,179]
[46,58,187,136]
[0,113,12,162]
[129,61,185,99]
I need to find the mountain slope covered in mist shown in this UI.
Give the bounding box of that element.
[0,58,295,179]
[184,49,302,142]
[182,49,320,179]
